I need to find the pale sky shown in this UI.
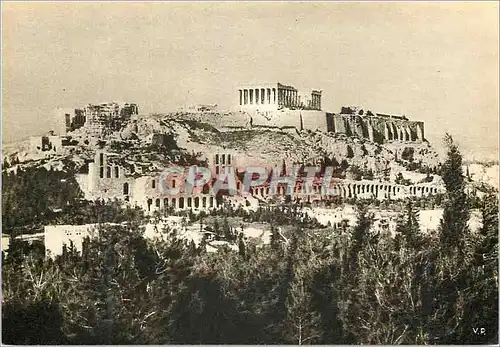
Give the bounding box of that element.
[2,2,499,160]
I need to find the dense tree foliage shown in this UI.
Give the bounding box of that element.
[2,166,83,232]
[2,166,146,234]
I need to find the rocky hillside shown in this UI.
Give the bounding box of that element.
[3,112,441,183]
[121,114,440,176]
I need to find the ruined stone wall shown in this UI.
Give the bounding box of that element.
[81,151,222,214]
[86,152,133,201]
[329,114,425,143]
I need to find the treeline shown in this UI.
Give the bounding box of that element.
[1,135,498,344]
[2,166,146,234]
[2,166,83,232]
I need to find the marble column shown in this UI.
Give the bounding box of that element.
[417,124,424,141]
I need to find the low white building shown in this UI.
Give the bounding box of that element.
[44,216,192,258]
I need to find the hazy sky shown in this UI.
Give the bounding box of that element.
[2,2,498,159]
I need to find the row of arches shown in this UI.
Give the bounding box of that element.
[248,182,440,200]
[215,153,232,165]
[98,165,121,179]
[409,185,438,195]
[383,122,423,142]
[96,152,122,179]
[145,195,220,212]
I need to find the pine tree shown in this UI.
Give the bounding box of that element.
[477,192,498,271]
[222,217,233,241]
[438,134,469,254]
[347,203,374,273]
[395,200,420,248]
[238,233,247,259]
[270,225,279,250]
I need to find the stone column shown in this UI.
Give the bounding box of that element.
[255,89,259,104]
[368,124,374,142]
[417,124,424,141]
[239,90,242,105]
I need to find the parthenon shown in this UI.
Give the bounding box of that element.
[238,82,322,111]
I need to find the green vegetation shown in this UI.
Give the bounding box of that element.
[2,166,146,234]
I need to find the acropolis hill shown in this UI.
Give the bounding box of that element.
[3,81,456,213]
[6,81,440,172]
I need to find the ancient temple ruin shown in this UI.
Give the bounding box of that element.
[238,82,322,111]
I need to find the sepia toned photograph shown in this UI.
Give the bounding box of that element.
[1,2,498,345]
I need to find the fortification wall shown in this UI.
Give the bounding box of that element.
[168,109,424,145]
[300,110,329,132]
[329,114,425,143]
[243,109,328,132]
[169,112,249,128]
[247,109,302,129]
